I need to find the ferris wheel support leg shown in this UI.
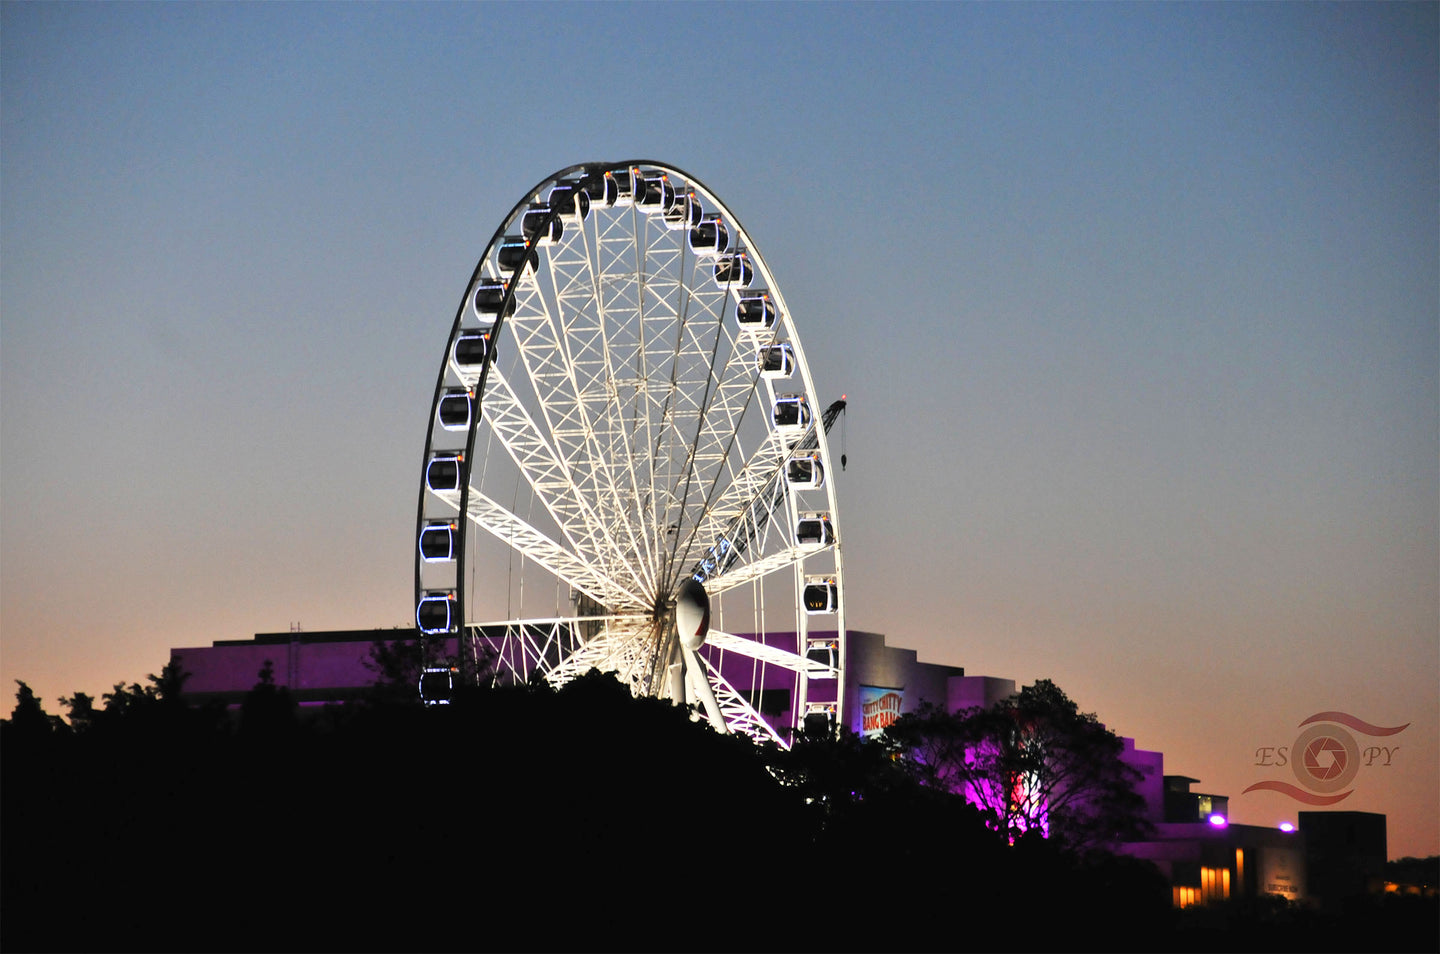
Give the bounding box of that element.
[684,647,728,733]
[667,660,685,707]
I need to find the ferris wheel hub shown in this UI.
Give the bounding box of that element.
[675,579,710,652]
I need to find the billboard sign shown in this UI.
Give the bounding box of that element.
[860,685,903,738]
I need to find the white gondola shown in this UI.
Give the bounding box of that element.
[473,279,514,318]
[664,189,703,230]
[521,204,563,246]
[419,522,458,562]
[437,389,473,431]
[772,393,811,431]
[581,169,619,208]
[426,454,464,496]
[548,183,591,222]
[497,236,538,275]
[416,591,457,634]
[803,704,837,733]
[610,166,641,207]
[736,291,775,329]
[804,638,838,672]
[689,215,730,257]
[714,252,753,289]
[803,576,840,615]
[637,172,675,214]
[452,330,491,368]
[419,666,454,705]
[795,511,834,547]
[786,452,825,490]
[757,343,794,378]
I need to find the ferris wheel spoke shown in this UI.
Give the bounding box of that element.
[704,630,834,677]
[678,429,792,582]
[542,616,659,689]
[470,615,650,687]
[470,618,580,687]
[580,207,676,587]
[648,316,742,555]
[481,365,648,600]
[656,316,768,586]
[503,272,648,596]
[461,490,641,610]
[571,214,666,594]
[705,545,821,596]
[529,228,661,595]
[688,651,786,745]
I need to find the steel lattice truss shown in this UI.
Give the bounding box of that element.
[415,162,846,745]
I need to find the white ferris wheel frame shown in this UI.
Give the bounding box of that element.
[414,161,846,745]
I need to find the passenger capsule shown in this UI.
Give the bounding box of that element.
[473,279,515,317]
[757,343,795,378]
[497,236,538,274]
[637,173,675,213]
[521,204,563,245]
[803,706,836,733]
[437,389,474,430]
[581,170,618,208]
[416,592,457,634]
[737,292,776,329]
[548,183,590,222]
[714,252,754,289]
[611,166,641,207]
[805,639,838,668]
[664,189,702,230]
[419,666,454,705]
[795,512,834,547]
[804,578,840,615]
[426,454,464,494]
[689,216,730,256]
[452,330,491,368]
[419,522,458,562]
[772,394,811,430]
[787,452,825,490]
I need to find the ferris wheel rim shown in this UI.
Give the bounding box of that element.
[414,161,847,742]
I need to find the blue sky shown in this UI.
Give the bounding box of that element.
[3,2,1435,856]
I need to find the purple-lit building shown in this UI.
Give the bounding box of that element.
[173,628,417,707]
[1114,769,1389,910]
[1121,773,1312,907]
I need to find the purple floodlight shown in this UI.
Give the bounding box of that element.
[1207,813,1228,828]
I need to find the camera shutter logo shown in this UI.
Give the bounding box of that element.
[1244,711,1408,805]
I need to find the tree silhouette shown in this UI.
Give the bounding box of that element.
[4,681,64,738]
[362,637,425,704]
[58,690,97,733]
[0,661,1184,952]
[887,679,1151,854]
[239,659,298,736]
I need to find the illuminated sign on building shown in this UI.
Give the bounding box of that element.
[1258,845,1306,901]
[860,685,903,738]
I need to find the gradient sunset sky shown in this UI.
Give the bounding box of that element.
[3,3,1435,857]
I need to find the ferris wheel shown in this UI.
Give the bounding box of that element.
[413,162,846,745]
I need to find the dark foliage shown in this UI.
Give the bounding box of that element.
[1169,891,1439,952]
[884,679,1152,855]
[11,666,1413,952]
